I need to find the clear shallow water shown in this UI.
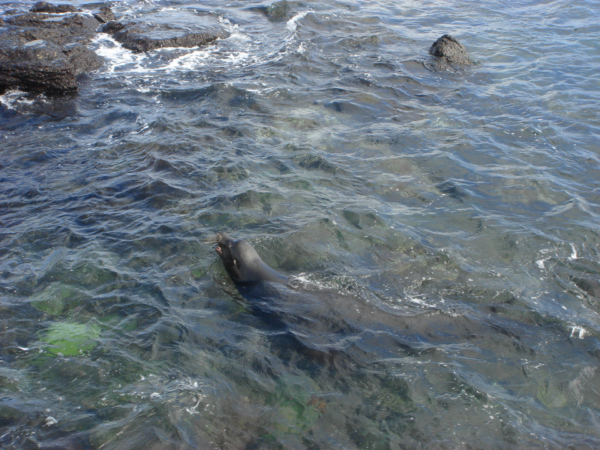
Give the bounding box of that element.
[1,0,600,448]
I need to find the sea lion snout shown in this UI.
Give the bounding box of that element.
[215,232,233,255]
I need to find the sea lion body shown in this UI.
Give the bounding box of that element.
[215,232,288,284]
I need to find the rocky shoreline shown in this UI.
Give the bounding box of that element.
[0,2,471,96]
[0,2,228,95]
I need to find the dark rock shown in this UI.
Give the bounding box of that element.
[436,180,467,201]
[99,9,228,52]
[81,2,112,8]
[429,34,472,66]
[0,36,102,93]
[0,404,26,427]
[63,42,104,74]
[573,277,600,298]
[7,13,101,45]
[247,1,292,21]
[93,6,115,24]
[0,12,103,94]
[100,20,128,34]
[105,21,227,53]
[265,1,292,21]
[115,29,223,52]
[31,2,80,14]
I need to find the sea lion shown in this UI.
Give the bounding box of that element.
[215,232,288,284]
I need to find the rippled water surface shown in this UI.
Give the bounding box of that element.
[1,0,600,448]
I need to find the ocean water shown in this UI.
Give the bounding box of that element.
[1,0,600,448]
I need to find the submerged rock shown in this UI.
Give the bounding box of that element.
[429,34,472,66]
[42,322,100,356]
[572,277,600,298]
[30,282,88,315]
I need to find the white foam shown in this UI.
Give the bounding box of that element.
[408,296,426,306]
[163,47,255,72]
[0,89,45,110]
[92,34,149,74]
[570,325,588,339]
[286,10,312,32]
[92,23,256,76]
[45,416,58,426]
[0,90,21,110]
[569,243,578,260]
[289,273,333,291]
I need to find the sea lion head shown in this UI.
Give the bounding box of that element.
[215,232,261,282]
[215,232,287,284]
[215,232,240,280]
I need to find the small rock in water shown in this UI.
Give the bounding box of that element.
[267,1,291,21]
[429,34,472,66]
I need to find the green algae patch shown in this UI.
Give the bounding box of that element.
[42,322,100,356]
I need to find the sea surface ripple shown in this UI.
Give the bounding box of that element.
[1,0,600,448]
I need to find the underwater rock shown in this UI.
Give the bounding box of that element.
[30,282,86,315]
[572,277,600,298]
[0,404,25,427]
[293,153,341,174]
[436,180,468,201]
[42,322,100,356]
[429,34,472,66]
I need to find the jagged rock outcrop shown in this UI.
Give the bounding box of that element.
[0,2,226,94]
[0,34,103,93]
[102,21,228,53]
[6,13,101,44]
[429,34,473,66]
[0,4,108,94]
